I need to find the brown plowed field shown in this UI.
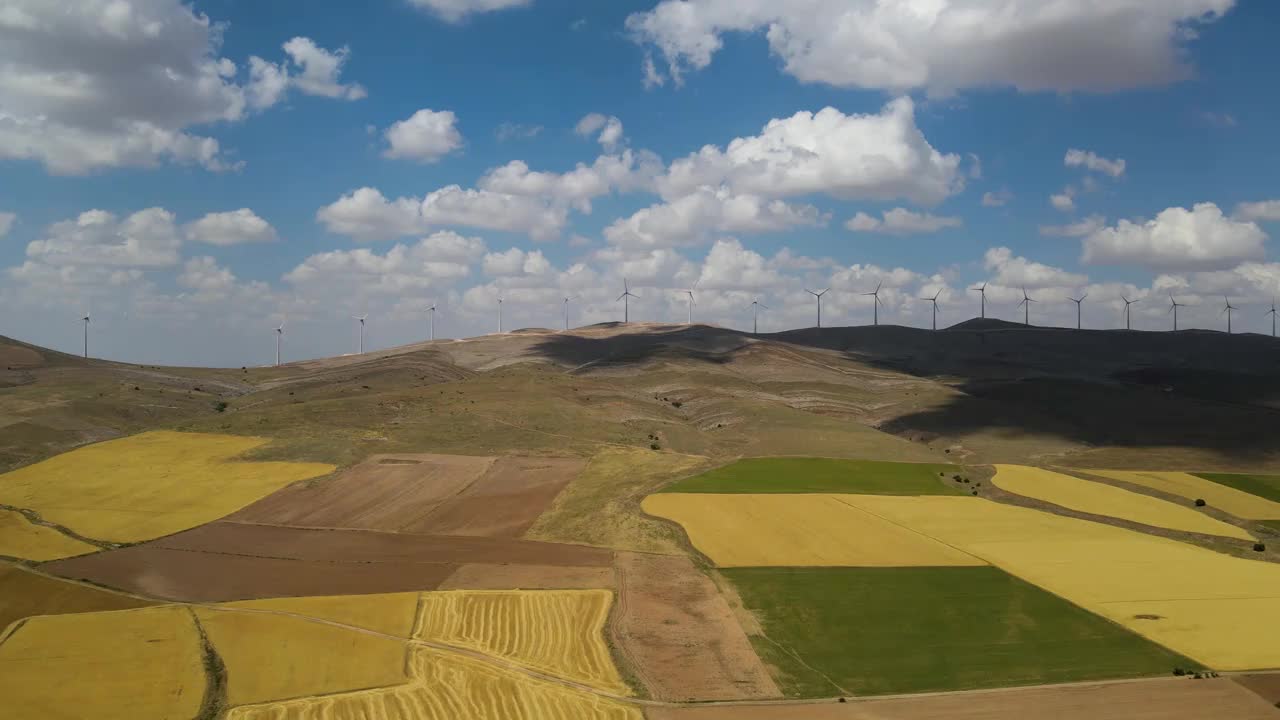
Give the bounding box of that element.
[612,552,779,702]
[423,457,585,537]
[440,563,616,590]
[231,453,495,531]
[1235,674,1280,707]
[647,678,1280,720]
[0,565,153,633]
[42,521,612,601]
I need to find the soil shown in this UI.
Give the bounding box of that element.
[0,564,153,634]
[422,457,585,537]
[611,552,779,702]
[647,677,1280,719]
[230,453,496,531]
[439,563,615,590]
[1234,673,1280,706]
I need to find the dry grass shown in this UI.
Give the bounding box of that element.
[0,508,98,560]
[223,593,420,637]
[1084,469,1280,520]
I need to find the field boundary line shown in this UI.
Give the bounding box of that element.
[827,496,985,564]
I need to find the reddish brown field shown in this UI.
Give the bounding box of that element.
[439,563,615,590]
[646,678,1280,720]
[0,564,153,633]
[612,552,779,702]
[1235,674,1280,707]
[230,453,495,531]
[422,457,585,537]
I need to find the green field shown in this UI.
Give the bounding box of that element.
[662,457,966,495]
[1195,472,1280,505]
[724,566,1192,697]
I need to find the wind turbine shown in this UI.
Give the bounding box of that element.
[749,299,769,335]
[971,283,987,319]
[1017,287,1037,326]
[1168,294,1185,331]
[274,320,284,366]
[81,310,90,359]
[1067,292,1087,330]
[863,281,885,326]
[562,296,576,331]
[1121,295,1138,331]
[617,279,638,323]
[497,296,504,334]
[1267,298,1277,338]
[427,303,437,341]
[1222,296,1237,334]
[805,288,828,328]
[921,289,942,331]
[353,314,368,354]
[682,280,699,324]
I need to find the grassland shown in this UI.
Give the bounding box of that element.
[992,465,1254,540]
[725,566,1189,697]
[0,507,99,560]
[642,493,983,567]
[661,457,965,495]
[0,430,333,543]
[413,589,629,695]
[0,606,206,720]
[1084,470,1280,520]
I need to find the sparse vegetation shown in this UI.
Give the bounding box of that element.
[663,457,967,495]
[1194,498,1206,507]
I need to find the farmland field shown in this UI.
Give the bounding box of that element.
[413,589,629,694]
[662,457,964,495]
[724,566,1189,697]
[224,592,420,637]
[0,507,98,561]
[0,565,152,635]
[0,606,206,720]
[1195,472,1280,506]
[1084,469,1280,520]
[642,493,983,567]
[0,431,333,543]
[992,465,1254,539]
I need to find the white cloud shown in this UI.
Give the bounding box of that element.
[406,0,532,23]
[696,238,781,291]
[642,54,665,89]
[968,153,983,180]
[178,256,236,291]
[184,209,278,246]
[1083,203,1268,271]
[982,190,1012,207]
[285,231,483,293]
[479,149,663,214]
[495,122,543,141]
[246,57,290,110]
[627,1,1234,94]
[383,109,463,163]
[984,247,1087,288]
[1040,215,1106,238]
[482,247,552,278]
[1197,111,1238,129]
[660,98,962,206]
[605,185,827,249]
[1065,149,1126,178]
[317,187,425,241]
[25,208,182,268]
[279,37,366,100]
[575,113,624,151]
[317,185,568,242]
[1051,191,1076,213]
[1235,200,1280,223]
[0,212,15,238]
[845,208,962,235]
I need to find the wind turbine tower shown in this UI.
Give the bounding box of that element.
[1222,296,1237,334]
[1168,294,1185,331]
[1268,298,1278,338]
[617,279,638,323]
[1017,287,1037,326]
[562,296,575,331]
[497,296,504,334]
[81,311,90,359]
[863,281,885,326]
[275,321,284,366]
[683,280,699,324]
[353,314,367,354]
[971,283,987,319]
[921,290,942,331]
[750,299,768,335]
[1121,295,1137,331]
[1068,292,1087,330]
[805,288,828,328]
[428,303,436,341]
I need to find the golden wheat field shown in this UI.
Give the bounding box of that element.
[413,589,629,695]
[0,605,205,720]
[641,493,984,568]
[1085,469,1280,520]
[841,495,1280,670]
[0,507,98,561]
[226,646,641,720]
[224,592,420,637]
[992,465,1254,540]
[0,431,333,543]
[196,608,409,706]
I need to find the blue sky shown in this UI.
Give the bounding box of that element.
[2,0,1279,365]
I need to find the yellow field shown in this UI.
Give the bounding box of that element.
[0,507,98,561]
[227,646,641,720]
[841,495,1280,670]
[225,592,420,637]
[992,465,1254,540]
[1085,469,1280,520]
[413,590,630,695]
[197,608,409,705]
[0,605,205,720]
[0,431,334,543]
[641,493,984,568]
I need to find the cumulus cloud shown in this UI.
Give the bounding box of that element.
[383,109,463,163]
[1235,200,1280,223]
[696,238,781,291]
[660,98,962,206]
[0,212,15,238]
[285,231,484,294]
[279,37,366,100]
[184,209,278,246]
[1051,190,1076,213]
[495,122,543,142]
[1065,149,1126,178]
[25,208,182,267]
[982,190,1013,208]
[626,0,1234,94]
[1040,215,1106,238]
[316,184,567,242]
[482,247,552,278]
[845,208,962,235]
[478,149,662,214]
[178,256,236,291]
[575,113,625,151]
[984,247,1087,288]
[406,0,532,23]
[317,188,426,241]
[604,186,827,249]
[1083,203,1268,271]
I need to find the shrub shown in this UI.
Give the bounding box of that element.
[671,400,683,408]
[1254,543,1267,552]
[650,443,660,451]
[213,401,228,413]
[1173,667,1186,676]
[1194,498,1206,507]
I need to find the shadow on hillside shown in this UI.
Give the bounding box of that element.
[528,323,1280,459]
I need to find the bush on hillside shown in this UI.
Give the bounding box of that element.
[1194,498,1206,507]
